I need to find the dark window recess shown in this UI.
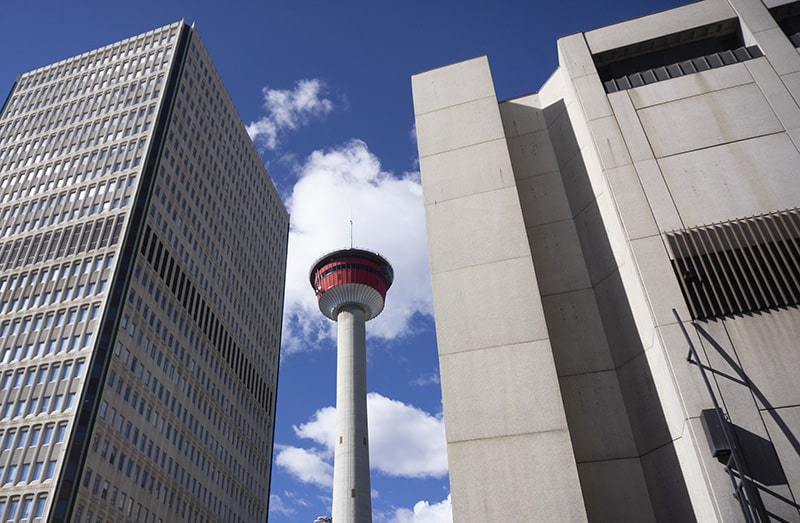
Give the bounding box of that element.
[666,209,800,321]
[595,19,763,93]
[139,225,272,414]
[771,2,800,47]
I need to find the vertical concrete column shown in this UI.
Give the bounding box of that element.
[333,305,371,523]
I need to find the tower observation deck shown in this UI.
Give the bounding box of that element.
[310,248,394,523]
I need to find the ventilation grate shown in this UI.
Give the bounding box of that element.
[666,209,800,321]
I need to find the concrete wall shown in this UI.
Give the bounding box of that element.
[412,57,588,523]
[414,1,800,521]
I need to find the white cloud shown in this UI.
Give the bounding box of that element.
[247,79,333,150]
[280,392,447,485]
[389,495,452,523]
[367,393,447,478]
[413,372,440,387]
[275,445,334,488]
[281,139,432,353]
[268,494,296,518]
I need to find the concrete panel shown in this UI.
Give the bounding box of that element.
[541,288,615,377]
[629,235,686,327]
[629,62,754,109]
[547,104,581,166]
[762,406,800,502]
[585,0,735,54]
[657,323,720,418]
[515,170,572,227]
[609,90,655,163]
[587,114,633,170]
[527,219,591,296]
[753,27,800,76]
[634,158,682,233]
[573,199,619,284]
[617,350,677,454]
[615,256,663,351]
[641,331,696,440]
[572,73,613,122]
[557,33,596,80]
[728,0,780,34]
[439,340,568,442]
[447,432,587,523]
[500,95,547,137]
[505,129,560,181]
[721,310,800,409]
[745,58,800,134]
[687,414,773,522]
[639,83,783,158]
[576,458,657,523]
[658,133,800,227]
[688,315,794,523]
[425,186,532,275]
[560,369,639,461]
[639,440,697,522]
[538,67,569,112]
[411,56,496,116]
[559,152,596,216]
[605,163,659,240]
[673,418,723,522]
[593,268,653,368]
[419,138,516,205]
[780,69,800,107]
[594,182,636,267]
[415,96,505,158]
[431,256,548,356]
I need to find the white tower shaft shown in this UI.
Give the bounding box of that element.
[333,305,372,523]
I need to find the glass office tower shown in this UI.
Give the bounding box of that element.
[0,21,288,522]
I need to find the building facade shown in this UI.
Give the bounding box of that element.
[413,0,800,521]
[0,22,288,522]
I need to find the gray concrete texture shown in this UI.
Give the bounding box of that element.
[412,0,800,521]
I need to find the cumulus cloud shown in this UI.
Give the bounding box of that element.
[276,393,447,486]
[246,79,334,150]
[275,445,334,488]
[281,139,432,353]
[389,495,452,523]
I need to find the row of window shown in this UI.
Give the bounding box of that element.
[1,309,97,341]
[0,100,154,168]
[0,214,123,273]
[0,279,107,316]
[0,359,85,391]
[1,423,67,452]
[0,391,77,421]
[0,496,47,522]
[7,24,177,111]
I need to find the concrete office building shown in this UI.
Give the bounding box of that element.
[0,22,288,522]
[413,0,800,521]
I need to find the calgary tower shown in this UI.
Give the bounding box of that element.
[310,248,394,523]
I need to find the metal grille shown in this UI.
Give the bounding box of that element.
[666,209,800,321]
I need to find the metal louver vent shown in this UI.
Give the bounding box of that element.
[666,209,800,321]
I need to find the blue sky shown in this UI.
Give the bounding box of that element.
[1,1,685,521]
